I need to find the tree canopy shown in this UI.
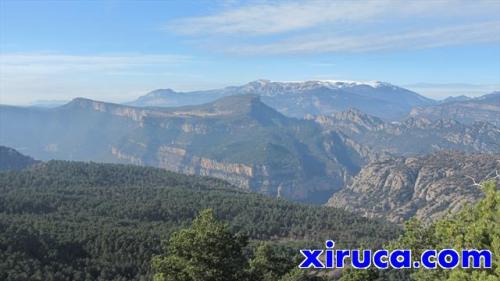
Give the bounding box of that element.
[0,160,398,280]
[152,209,248,281]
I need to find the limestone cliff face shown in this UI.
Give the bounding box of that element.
[68,98,149,123]
[327,152,500,223]
[0,96,374,203]
[153,145,345,202]
[101,96,369,203]
[111,146,144,166]
[109,140,353,203]
[156,145,259,190]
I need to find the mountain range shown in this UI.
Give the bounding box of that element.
[409,91,500,126]
[309,108,500,155]
[1,79,499,221]
[128,80,435,120]
[0,95,377,203]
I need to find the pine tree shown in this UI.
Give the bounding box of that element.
[151,209,249,281]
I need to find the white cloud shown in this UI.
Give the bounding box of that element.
[166,0,500,54]
[226,21,500,54]
[168,1,387,35]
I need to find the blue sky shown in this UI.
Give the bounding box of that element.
[1,0,500,104]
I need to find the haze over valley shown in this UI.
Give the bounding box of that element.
[2,80,499,208]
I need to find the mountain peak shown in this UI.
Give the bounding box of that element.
[244,79,396,89]
[211,94,269,114]
[61,97,121,112]
[144,88,177,98]
[440,95,471,103]
[0,146,38,171]
[198,94,288,124]
[328,108,385,129]
[311,79,393,88]
[128,88,185,107]
[64,97,96,107]
[250,79,272,85]
[476,91,500,101]
[127,79,433,120]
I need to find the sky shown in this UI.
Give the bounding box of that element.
[1,0,500,105]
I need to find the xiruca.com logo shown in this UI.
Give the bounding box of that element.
[299,241,492,270]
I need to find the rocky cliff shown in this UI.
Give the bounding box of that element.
[1,95,373,203]
[409,92,500,126]
[327,152,500,223]
[310,108,500,155]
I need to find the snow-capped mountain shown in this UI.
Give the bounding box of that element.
[128,79,436,120]
[231,79,397,96]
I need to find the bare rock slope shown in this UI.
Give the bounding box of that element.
[327,152,500,223]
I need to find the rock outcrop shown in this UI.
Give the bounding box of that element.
[327,152,500,223]
[0,95,372,203]
[409,92,500,126]
[310,108,500,155]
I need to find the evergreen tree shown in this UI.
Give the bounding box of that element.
[152,209,249,281]
[278,268,327,281]
[248,242,295,281]
[412,180,499,281]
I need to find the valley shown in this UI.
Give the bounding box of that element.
[1,80,499,210]
[1,94,372,203]
[1,80,499,281]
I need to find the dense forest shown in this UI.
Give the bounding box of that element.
[0,161,399,281]
[150,180,499,281]
[1,160,496,280]
[151,208,327,281]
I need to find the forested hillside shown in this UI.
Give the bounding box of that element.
[0,145,37,171]
[0,161,399,281]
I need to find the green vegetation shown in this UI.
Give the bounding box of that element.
[152,209,327,281]
[0,160,398,281]
[340,180,499,281]
[152,209,248,281]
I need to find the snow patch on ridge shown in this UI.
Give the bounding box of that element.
[257,79,394,89]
